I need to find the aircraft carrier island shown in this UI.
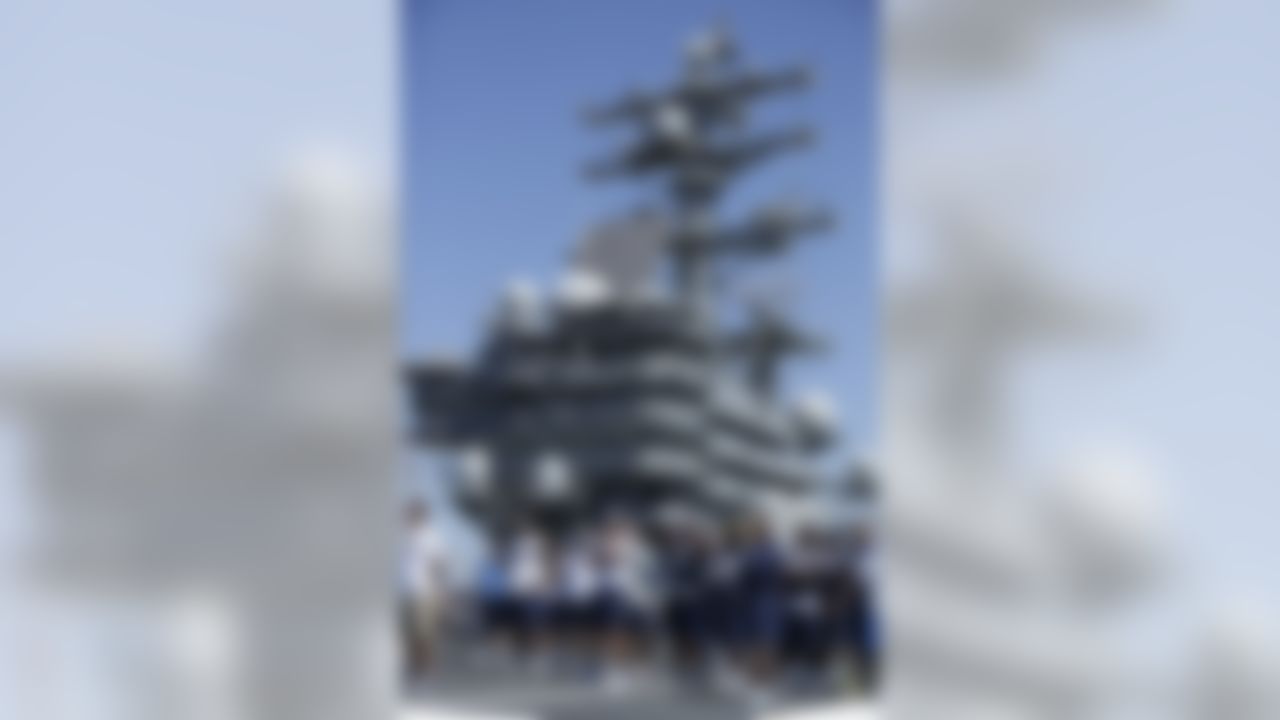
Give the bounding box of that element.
[404,27,855,538]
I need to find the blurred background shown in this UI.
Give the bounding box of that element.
[0,2,395,720]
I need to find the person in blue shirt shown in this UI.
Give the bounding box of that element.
[475,532,515,653]
[658,519,714,684]
[836,521,878,693]
[734,515,786,690]
[782,526,837,688]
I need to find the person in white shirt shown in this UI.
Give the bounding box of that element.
[508,524,552,662]
[556,531,601,673]
[595,518,657,692]
[400,498,450,678]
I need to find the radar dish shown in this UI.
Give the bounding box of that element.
[572,210,669,298]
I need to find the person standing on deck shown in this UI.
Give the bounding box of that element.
[400,498,451,679]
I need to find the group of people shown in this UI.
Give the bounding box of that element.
[400,498,878,702]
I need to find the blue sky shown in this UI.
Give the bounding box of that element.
[402,0,878,454]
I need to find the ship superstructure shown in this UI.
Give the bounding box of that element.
[405,27,841,534]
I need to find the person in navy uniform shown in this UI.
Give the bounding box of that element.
[837,521,879,692]
[734,515,787,691]
[658,517,714,684]
[782,525,837,688]
[705,523,743,667]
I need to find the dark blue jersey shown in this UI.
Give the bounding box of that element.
[738,542,785,597]
[663,546,710,603]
